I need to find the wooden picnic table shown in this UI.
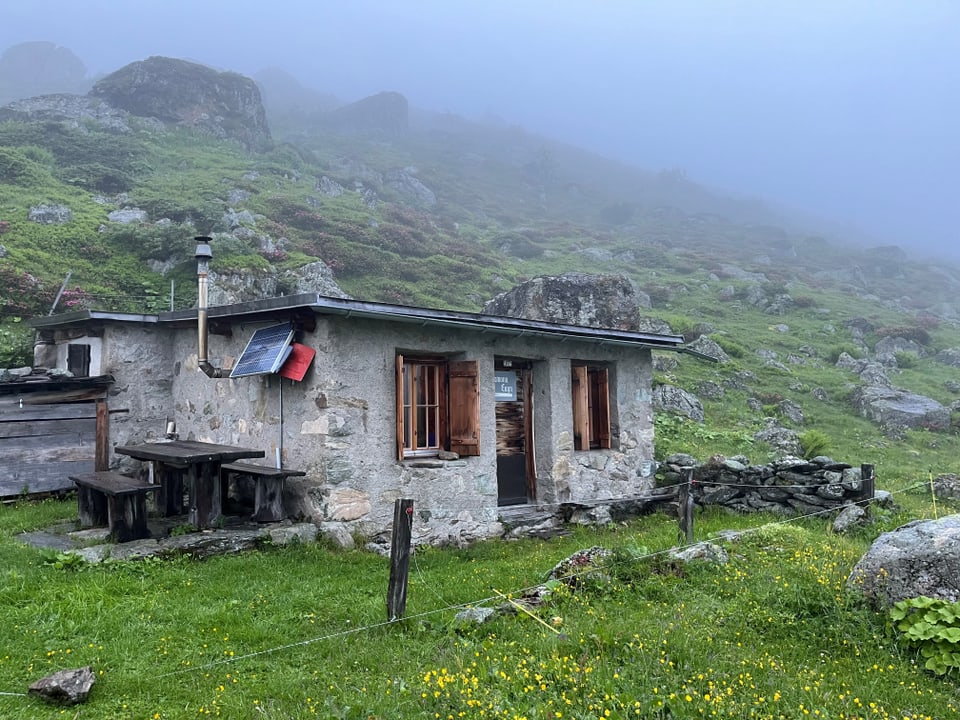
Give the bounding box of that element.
[114,440,265,529]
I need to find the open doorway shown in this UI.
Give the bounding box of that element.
[495,358,536,506]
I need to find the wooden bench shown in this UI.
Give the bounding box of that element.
[70,471,160,542]
[219,462,306,522]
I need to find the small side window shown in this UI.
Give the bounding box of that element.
[67,344,91,377]
[571,363,611,450]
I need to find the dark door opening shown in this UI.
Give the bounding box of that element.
[495,360,535,506]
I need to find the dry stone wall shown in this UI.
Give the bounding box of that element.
[657,453,872,516]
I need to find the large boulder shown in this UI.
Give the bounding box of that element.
[685,335,730,363]
[483,273,645,330]
[849,385,949,432]
[652,384,704,422]
[874,336,925,366]
[90,56,271,150]
[848,515,960,607]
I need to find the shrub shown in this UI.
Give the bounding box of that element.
[713,335,747,358]
[894,351,919,369]
[0,320,33,367]
[826,344,864,363]
[798,429,832,459]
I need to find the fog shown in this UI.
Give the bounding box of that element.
[3,0,958,259]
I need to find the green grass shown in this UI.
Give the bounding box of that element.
[0,495,956,719]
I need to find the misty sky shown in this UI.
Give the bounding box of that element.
[3,1,957,258]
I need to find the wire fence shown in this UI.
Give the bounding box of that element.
[143,476,938,682]
[1,476,944,698]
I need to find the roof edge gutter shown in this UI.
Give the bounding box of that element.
[678,346,722,363]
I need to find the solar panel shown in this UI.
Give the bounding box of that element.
[230,323,295,378]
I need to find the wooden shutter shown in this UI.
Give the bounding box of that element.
[571,365,589,451]
[395,354,405,461]
[594,367,612,449]
[448,360,480,456]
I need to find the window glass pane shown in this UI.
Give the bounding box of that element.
[416,405,428,447]
[416,365,427,405]
[403,405,412,448]
[425,365,437,405]
[401,358,445,454]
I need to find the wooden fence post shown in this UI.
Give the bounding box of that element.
[386,498,414,621]
[861,463,875,517]
[678,467,694,544]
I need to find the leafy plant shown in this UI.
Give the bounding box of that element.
[798,429,832,459]
[890,596,960,675]
[38,549,88,571]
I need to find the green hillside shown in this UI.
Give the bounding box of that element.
[2,86,959,484]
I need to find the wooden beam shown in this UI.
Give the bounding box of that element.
[96,399,109,471]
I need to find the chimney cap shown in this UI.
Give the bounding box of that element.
[195,236,212,260]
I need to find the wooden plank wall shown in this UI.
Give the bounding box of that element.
[0,398,96,497]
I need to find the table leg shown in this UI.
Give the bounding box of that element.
[189,461,222,529]
[156,462,184,516]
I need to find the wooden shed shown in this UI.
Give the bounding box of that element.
[0,373,113,498]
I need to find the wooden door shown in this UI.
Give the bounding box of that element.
[495,361,534,506]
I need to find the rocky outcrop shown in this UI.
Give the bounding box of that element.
[482,273,646,330]
[90,56,271,150]
[848,515,960,607]
[28,204,73,224]
[637,316,674,335]
[752,418,801,456]
[835,351,948,433]
[685,335,730,362]
[384,168,436,206]
[209,260,348,305]
[936,348,960,368]
[323,91,408,135]
[0,93,134,132]
[652,384,704,422]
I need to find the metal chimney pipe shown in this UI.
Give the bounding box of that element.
[195,236,223,378]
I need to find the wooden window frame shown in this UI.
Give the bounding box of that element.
[571,363,611,451]
[67,343,91,378]
[396,355,480,460]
